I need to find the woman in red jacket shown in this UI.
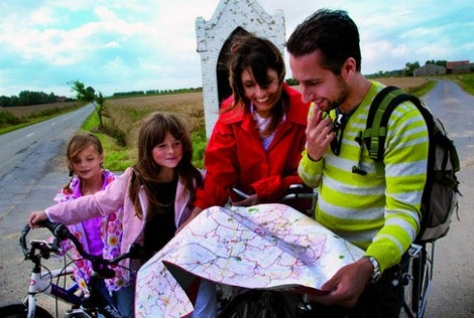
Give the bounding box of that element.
[191,34,311,217]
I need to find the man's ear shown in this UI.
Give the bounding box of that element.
[341,57,357,80]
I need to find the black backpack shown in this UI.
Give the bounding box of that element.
[360,86,461,243]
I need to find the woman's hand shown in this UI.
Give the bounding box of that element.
[28,211,48,228]
[232,194,260,207]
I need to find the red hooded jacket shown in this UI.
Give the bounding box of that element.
[194,84,310,209]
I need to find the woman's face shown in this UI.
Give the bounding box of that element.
[151,132,183,171]
[241,68,281,118]
[70,144,104,182]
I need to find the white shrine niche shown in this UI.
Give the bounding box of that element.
[195,0,285,139]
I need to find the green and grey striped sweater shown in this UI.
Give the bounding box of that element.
[299,81,429,272]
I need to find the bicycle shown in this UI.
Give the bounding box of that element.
[218,189,434,318]
[0,220,139,318]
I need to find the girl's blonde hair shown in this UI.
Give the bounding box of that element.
[129,112,202,219]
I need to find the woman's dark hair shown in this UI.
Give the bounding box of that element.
[129,112,202,219]
[286,9,362,74]
[226,34,289,136]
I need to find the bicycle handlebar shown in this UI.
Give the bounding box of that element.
[19,220,141,279]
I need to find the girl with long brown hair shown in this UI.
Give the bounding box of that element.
[28,112,215,317]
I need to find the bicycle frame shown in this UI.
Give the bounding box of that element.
[14,221,139,318]
[22,239,82,317]
[27,266,82,317]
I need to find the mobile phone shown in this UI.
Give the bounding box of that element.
[232,188,250,199]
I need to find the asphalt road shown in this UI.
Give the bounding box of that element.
[0,82,472,317]
[0,104,95,222]
[420,80,474,317]
[0,104,94,315]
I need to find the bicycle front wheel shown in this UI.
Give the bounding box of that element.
[218,289,291,318]
[0,303,53,318]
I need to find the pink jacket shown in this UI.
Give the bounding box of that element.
[52,169,119,293]
[46,167,198,274]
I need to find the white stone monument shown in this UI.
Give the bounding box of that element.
[195,0,285,138]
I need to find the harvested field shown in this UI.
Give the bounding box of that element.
[373,77,428,92]
[105,92,205,148]
[1,101,80,118]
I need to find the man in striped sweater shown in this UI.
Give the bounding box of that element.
[287,9,429,317]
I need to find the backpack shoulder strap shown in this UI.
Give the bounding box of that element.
[363,86,423,177]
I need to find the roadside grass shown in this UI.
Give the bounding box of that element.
[80,115,136,170]
[81,92,206,171]
[97,92,207,171]
[410,80,437,97]
[442,73,474,95]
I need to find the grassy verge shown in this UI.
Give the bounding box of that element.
[410,80,437,97]
[80,114,136,171]
[442,73,474,95]
[80,93,207,171]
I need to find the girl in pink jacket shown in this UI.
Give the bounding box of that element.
[29,112,216,317]
[52,133,125,299]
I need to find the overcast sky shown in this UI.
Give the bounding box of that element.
[1,0,473,98]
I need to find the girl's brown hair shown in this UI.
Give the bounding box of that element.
[129,112,203,220]
[226,34,289,136]
[63,133,104,192]
[66,133,104,177]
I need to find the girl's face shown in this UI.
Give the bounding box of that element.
[241,68,281,118]
[152,132,183,171]
[70,144,104,181]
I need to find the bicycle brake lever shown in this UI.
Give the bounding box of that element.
[38,220,70,241]
[50,238,63,254]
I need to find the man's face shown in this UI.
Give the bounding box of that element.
[289,50,348,113]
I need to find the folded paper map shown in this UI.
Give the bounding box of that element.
[135,203,365,317]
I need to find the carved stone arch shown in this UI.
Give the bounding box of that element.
[216,27,250,107]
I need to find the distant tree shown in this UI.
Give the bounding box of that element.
[405,61,420,77]
[10,96,20,106]
[70,80,106,129]
[0,95,11,107]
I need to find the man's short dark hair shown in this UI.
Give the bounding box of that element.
[286,9,362,74]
